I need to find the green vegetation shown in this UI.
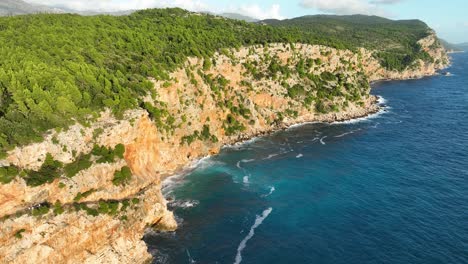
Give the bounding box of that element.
[0,9,435,157]
[0,165,19,184]
[223,114,246,136]
[92,144,125,164]
[24,153,63,187]
[112,166,132,186]
[74,189,96,202]
[181,124,218,145]
[53,201,64,215]
[64,153,92,177]
[1,143,126,186]
[262,14,434,71]
[31,204,50,217]
[14,229,26,239]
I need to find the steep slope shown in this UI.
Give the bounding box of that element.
[0,9,449,263]
[261,15,441,71]
[439,39,463,52]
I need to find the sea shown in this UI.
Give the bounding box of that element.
[144,52,468,264]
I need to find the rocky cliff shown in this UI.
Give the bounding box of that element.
[0,39,448,263]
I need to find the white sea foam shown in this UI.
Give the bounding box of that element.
[320,136,327,145]
[377,95,387,105]
[162,155,220,195]
[296,153,303,158]
[223,136,261,149]
[264,153,280,160]
[310,137,320,142]
[262,186,276,197]
[169,199,200,209]
[161,173,186,195]
[287,121,319,130]
[234,208,273,264]
[334,128,362,138]
[332,107,387,125]
[334,131,353,138]
[243,176,249,184]
[186,249,196,263]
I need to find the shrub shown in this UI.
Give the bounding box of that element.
[14,229,26,239]
[112,166,132,186]
[0,166,19,184]
[64,154,92,177]
[24,153,63,187]
[32,204,50,217]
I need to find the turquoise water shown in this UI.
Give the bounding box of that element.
[145,53,468,264]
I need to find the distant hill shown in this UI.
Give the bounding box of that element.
[0,0,63,16]
[439,39,463,52]
[456,43,468,51]
[260,14,430,51]
[260,14,435,71]
[220,13,258,22]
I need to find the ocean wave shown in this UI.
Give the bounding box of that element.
[377,95,387,105]
[168,199,200,209]
[161,156,221,195]
[237,159,255,169]
[296,153,303,158]
[335,128,363,138]
[320,136,327,145]
[264,153,280,160]
[186,249,196,264]
[334,131,353,138]
[234,208,273,264]
[332,107,387,125]
[161,173,186,196]
[243,176,249,184]
[223,136,261,149]
[287,121,320,130]
[262,186,276,197]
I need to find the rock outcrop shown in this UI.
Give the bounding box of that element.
[0,39,449,263]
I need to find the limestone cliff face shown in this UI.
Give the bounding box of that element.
[0,39,448,263]
[362,33,449,81]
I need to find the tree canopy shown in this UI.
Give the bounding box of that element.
[0,9,434,154]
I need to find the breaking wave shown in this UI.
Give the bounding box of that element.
[234,208,273,264]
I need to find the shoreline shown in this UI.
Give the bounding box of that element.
[159,95,385,198]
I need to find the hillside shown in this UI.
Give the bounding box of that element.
[0,0,62,16]
[456,42,468,50]
[439,39,464,52]
[261,15,439,71]
[220,12,259,22]
[0,8,449,263]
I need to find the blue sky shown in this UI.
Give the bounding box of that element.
[26,0,468,43]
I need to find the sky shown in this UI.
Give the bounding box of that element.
[24,0,468,43]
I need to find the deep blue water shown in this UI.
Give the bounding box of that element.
[145,53,468,264]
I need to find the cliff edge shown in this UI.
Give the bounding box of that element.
[0,37,449,263]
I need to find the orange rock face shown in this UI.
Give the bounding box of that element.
[0,40,448,263]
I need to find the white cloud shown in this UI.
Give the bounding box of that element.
[232,4,284,20]
[300,0,390,16]
[24,0,284,20]
[370,0,403,4]
[24,0,209,12]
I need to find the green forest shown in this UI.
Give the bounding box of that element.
[0,9,433,155]
[262,14,434,71]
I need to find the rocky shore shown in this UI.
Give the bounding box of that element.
[0,34,449,263]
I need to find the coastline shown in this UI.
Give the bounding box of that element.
[159,95,384,202]
[0,37,450,263]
